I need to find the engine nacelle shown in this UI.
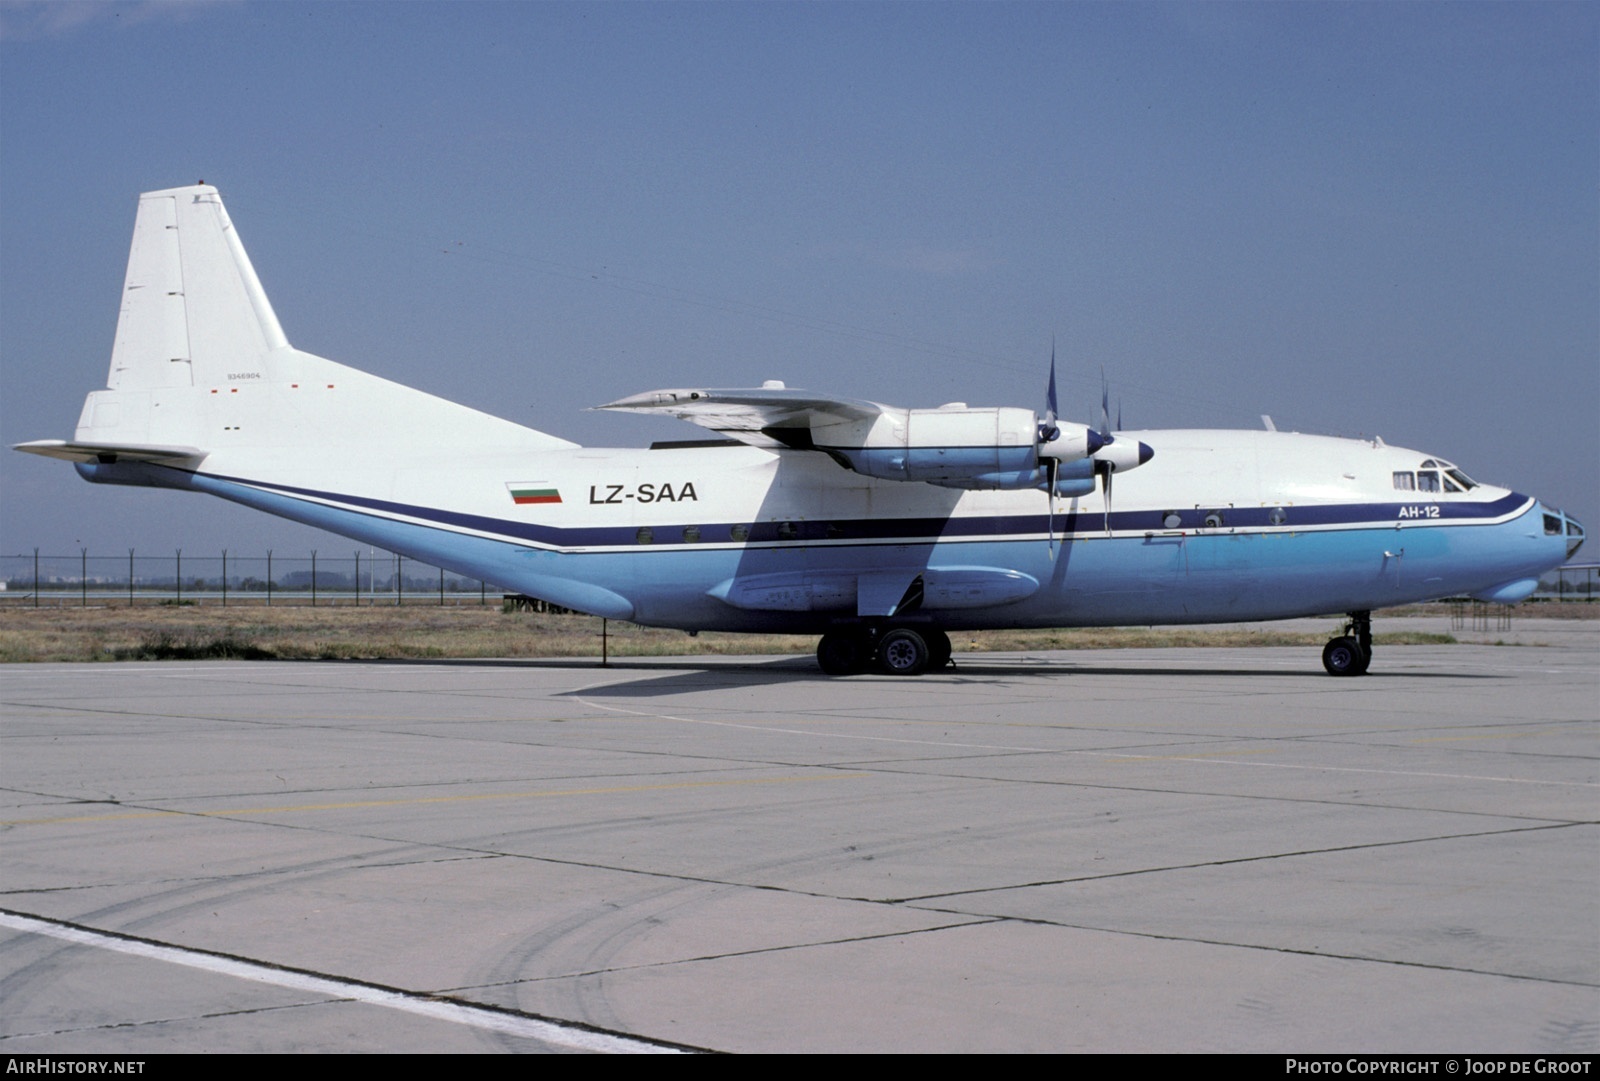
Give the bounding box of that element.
[1091,437,1155,473]
[819,406,1101,491]
[1039,424,1104,464]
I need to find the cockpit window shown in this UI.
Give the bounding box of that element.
[1545,514,1563,536]
[1397,463,1478,494]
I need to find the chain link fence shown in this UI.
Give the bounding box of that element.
[1,549,501,607]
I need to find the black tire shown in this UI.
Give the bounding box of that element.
[1322,636,1369,677]
[877,628,930,676]
[817,632,866,676]
[925,628,952,670]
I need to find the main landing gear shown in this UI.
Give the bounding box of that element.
[816,626,953,677]
[1322,610,1373,677]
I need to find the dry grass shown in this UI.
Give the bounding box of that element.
[0,606,814,663]
[0,603,1506,664]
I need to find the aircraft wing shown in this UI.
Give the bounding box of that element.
[13,440,206,465]
[597,386,885,449]
[600,382,1150,494]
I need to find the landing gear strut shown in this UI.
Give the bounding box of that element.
[815,626,955,677]
[1322,610,1372,677]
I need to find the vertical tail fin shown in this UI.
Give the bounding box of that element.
[12,183,578,463]
[110,184,288,390]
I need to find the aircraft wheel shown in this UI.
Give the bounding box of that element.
[877,628,930,676]
[1322,636,1369,677]
[926,629,953,670]
[817,632,867,676]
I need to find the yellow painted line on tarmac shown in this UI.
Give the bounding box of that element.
[1,772,866,827]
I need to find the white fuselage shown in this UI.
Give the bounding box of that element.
[80,425,1567,634]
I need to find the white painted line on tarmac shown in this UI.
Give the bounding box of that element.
[0,910,694,1054]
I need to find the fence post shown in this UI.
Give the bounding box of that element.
[439,565,445,606]
[175,549,182,605]
[354,550,360,606]
[128,549,134,607]
[33,547,39,608]
[221,550,228,607]
[267,549,273,606]
[311,550,318,608]
[396,554,403,606]
[81,548,87,607]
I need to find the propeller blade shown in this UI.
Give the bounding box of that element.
[1099,369,1111,439]
[1039,339,1060,444]
[1044,342,1061,558]
[1047,340,1059,424]
[1046,457,1057,559]
[1104,466,1113,536]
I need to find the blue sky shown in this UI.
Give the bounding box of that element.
[2,1,1595,558]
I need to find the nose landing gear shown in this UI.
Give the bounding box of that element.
[1322,610,1373,676]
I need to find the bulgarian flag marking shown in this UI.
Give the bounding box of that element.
[508,483,561,505]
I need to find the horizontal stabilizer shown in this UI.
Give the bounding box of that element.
[13,439,205,465]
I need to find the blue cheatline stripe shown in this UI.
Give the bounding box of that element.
[179,465,1534,551]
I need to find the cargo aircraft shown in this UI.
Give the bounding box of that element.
[15,185,1585,676]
